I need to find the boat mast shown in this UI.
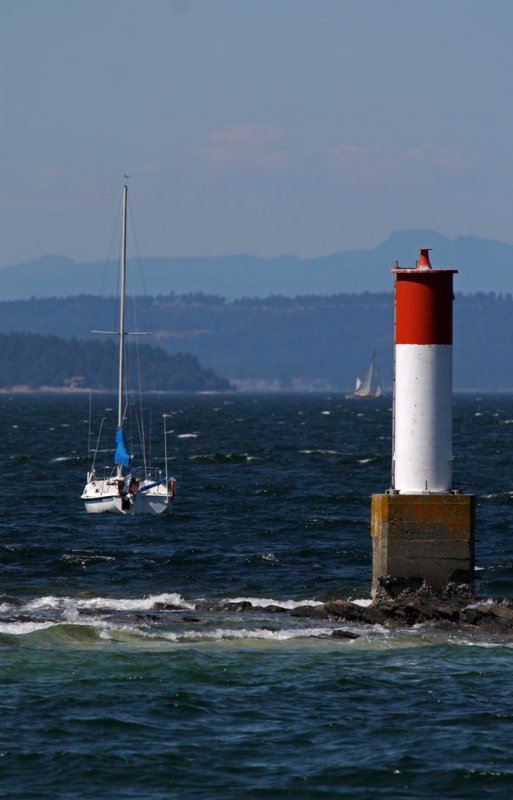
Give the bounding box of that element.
[118,184,127,429]
[117,184,128,474]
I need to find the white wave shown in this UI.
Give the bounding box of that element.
[352,598,372,607]
[218,596,323,610]
[358,458,373,464]
[0,621,55,635]
[177,433,198,439]
[24,595,64,611]
[154,626,338,643]
[465,598,497,609]
[52,456,76,462]
[77,592,195,612]
[19,593,324,614]
[321,411,331,415]
[447,636,513,649]
[21,592,195,614]
[299,449,339,455]
[0,602,14,612]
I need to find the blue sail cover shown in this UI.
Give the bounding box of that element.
[115,427,131,467]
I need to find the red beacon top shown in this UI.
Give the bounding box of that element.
[417,248,432,270]
[392,248,458,346]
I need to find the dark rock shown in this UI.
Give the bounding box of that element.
[459,607,483,626]
[331,629,360,640]
[457,603,513,634]
[325,599,387,625]
[263,604,288,613]
[300,590,513,634]
[182,615,201,623]
[222,601,254,613]
[290,604,328,619]
[194,599,223,612]
[431,604,463,623]
[153,602,185,611]
[488,605,513,623]
[374,576,424,601]
[373,574,474,604]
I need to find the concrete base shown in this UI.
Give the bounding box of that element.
[371,493,475,599]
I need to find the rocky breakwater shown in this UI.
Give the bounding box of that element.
[291,579,513,636]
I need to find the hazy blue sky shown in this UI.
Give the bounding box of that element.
[1,0,512,267]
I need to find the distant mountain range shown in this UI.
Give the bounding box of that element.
[2,229,512,300]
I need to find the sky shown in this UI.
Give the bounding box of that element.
[1,0,513,268]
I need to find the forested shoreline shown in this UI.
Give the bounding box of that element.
[0,292,512,391]
[0,332,231,392]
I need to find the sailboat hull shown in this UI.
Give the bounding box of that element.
[81,477,173,515]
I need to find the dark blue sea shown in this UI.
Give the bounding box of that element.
[1,393,513,799]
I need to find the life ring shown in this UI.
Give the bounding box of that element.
[169,478,176,497]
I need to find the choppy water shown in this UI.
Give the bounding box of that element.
[1,393,513,798]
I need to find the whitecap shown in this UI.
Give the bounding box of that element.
[218,596,323,610]
[156,626,339,643]
[0,621,55,635]
[24,595,64,611]
[177,433,198,439]
[299,449,339,455]
[21,592,195,614]
[77,592,195,612]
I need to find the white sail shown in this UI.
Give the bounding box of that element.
[347,352,384,399]
[355,354,375,396]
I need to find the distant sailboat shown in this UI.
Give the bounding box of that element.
[81,183,176,514]
[346,352,383,398]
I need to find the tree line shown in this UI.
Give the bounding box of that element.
[0,332,231,392]
[0,292,512,391]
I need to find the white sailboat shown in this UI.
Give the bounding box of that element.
[81,183,176,514]
[346,352,383,398]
